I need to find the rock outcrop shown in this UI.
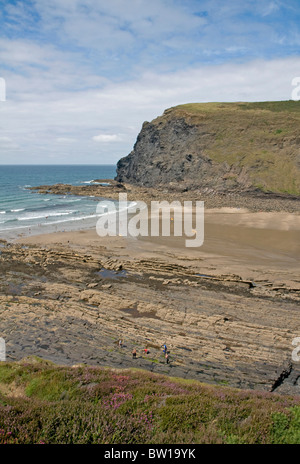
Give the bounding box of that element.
[116,101,300,196]
[1,239,299,394]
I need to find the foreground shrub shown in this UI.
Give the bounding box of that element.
[0,359,299,444]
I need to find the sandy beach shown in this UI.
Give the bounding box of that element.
[20,207,300,287]
[0,201,298,394]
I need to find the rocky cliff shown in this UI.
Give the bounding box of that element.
[116,101,300,195]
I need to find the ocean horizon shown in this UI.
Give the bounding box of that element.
[0,164,117,240]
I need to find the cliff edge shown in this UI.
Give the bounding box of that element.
[116,101,300,196]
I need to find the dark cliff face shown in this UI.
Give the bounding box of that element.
[116,102,300,195]
[116,118,208,186]
[116,117,241,192]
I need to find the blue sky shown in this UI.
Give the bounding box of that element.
[0,0,299,164]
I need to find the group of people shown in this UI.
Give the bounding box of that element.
[118,340,170,364]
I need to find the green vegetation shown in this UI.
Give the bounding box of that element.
[174,100,300,114]
[163,101,300,195]
[0,357,299,444]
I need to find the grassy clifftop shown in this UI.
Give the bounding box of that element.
[117,101,300,195]
[0,357,299,444]
[166,101,300,195]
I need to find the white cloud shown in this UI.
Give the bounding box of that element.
[261,1,280,16]
[0,0,299,164]
[0,135,19,150]
[92,134,121,142]
[33,0,207,50]
[1,56,300,164]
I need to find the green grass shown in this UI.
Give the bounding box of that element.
[0,357,299,444]
[159,101,300,195]
[174,100,300,114]
[270,408,300,444]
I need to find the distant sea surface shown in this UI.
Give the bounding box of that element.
[0,165,117,240]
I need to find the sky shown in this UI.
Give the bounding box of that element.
[0,0,300,164]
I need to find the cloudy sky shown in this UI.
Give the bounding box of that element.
[0,0,300,164]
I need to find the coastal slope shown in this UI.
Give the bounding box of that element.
[116,101,300,196]
[0,357,299,444]
[1,223,300,395]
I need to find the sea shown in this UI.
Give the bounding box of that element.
[0,165,118,241]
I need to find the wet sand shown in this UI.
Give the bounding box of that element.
[20,208,300,287]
